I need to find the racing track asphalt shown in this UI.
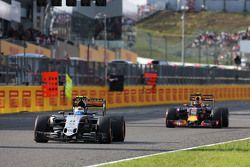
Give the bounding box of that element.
[1,101,250,167]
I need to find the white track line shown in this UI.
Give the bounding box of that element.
[85,137,250,167]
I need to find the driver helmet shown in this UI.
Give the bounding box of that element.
[193,96,202,106]
[74,106,86,115]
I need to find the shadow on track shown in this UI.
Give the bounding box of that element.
[227,127,250,130]
[0,145,172,152]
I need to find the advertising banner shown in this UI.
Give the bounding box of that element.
[1,85,250,114]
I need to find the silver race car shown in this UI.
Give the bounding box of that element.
[34,96,125,143]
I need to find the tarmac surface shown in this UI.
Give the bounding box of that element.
[1,101,250,167]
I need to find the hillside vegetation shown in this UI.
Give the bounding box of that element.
[137,11,250,37]
[135,11,250,63]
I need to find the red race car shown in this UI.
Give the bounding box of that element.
[165,93,229,128]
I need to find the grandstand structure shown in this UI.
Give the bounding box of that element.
[0,0,137,61]
[0,0,137,86]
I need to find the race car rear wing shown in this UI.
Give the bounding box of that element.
[189,94,214,101]
[73,96,106,115]
[85,98,106,108]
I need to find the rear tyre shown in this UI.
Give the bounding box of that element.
[166,108,177,128]
[111,116,126,142]
[213,108,225,128]
[98,116,112,144]
[34,115,50,143]
[221,108,229,127]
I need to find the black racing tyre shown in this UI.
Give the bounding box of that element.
[221,108,229,128]
[98,116,112,144]
[34,115,50,143]
[111,116,126,142]
[166,108,177,128]
[213,108,224,128]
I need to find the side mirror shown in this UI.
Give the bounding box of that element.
[58,111,65,115]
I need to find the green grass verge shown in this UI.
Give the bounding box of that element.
[102,139,250,167]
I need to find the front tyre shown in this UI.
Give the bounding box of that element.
[213,108,228,128]
[98,116,112,144]
[111,116,126,142]
[166,108,177,128]
[34,115,50,143]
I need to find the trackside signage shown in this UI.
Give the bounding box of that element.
[65,74,73,99]
[0,85,250,113]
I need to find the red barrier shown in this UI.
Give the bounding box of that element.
[42,72,59,97]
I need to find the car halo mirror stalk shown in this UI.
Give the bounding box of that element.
[58,111,65,115]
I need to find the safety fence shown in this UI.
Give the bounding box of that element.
[0,56,105,86]
[136,30,244,65]
[1,85,250,114]
[1,55,250,86]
